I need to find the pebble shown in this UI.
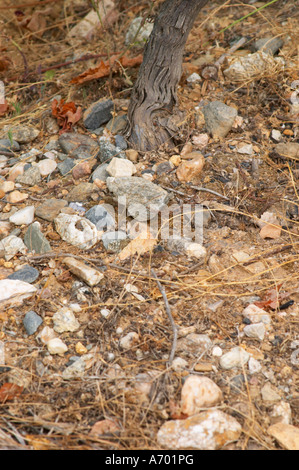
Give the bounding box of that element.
[8,265,39,284]
[106,157,136,177]
[119,332,139,350]
[267,423,299,450]
[3,124,40,143]
[181,376,223,415]
[219,346,250,370]
[261,383,281,403]
[35,198,68,222]
[72,161,92,180]
[9,205,35,225]
[63,256,104,287]
[91,162,109,182]
[97,139,126,163]
[254,37,283,55]
[54,213,98,249]
[57,157,76,176]
[0,138,20,154]
[177,333,212,354]
[16,166,41,185]
[212,345,223,357]
[6,190,28,203]
[202,101,238,138]
[275,142,299,159]
[53,307,80,333]
[167,238,206,262]
[171,357,188,371]
[58,132,99,159]
[24,222,51,254]
[107,176,170,221]
[0,279,37,306]
[157,410,242,450]
[243,322,266,341]
[37,158,57,176]
[23,311,43,335]
[106,115,127,134]
[83,99,113,130]
[0,180,14,193]
[62,354,93,380]
[176,152,205,182]
[248,356,262,374]
[65,182,96,202]
[0,235,27,260]
[47,338,68,355]
[101,230,128,251]
[38,326,56,344]
[242,304,271,325]
[224,51,284,82]
[270,401,292,425]
[85,204,116,231]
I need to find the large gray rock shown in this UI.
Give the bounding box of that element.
[202,101,237,138]
[83,99,114,130]
[24,222,51,254]
[58,132,99,159]
[106,176,170,221]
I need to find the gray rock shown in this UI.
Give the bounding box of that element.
[58,132,99,159]
[35,198,68,222]
[114,134,127,150]
[125,17,153,46]
[16,166,41,185]
[91,162,109,182]
[24,222,51,254]
[83,99,113,130]
[97,139,126,163]
[202,101,238,138]
[8,265,39,284]
[57,157,76,176]
[85,204,116,231]
[106,176,170,221]
[3,125,40,144]
[0,139,20,154]
[254,37,283,55]
[106,115,127,134]
[23,311,43,335]
[65,182,95,202]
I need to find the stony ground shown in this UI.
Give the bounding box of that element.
[0,0,298,450]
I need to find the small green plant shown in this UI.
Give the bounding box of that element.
[12,102,22,115]
[7,129,13,146]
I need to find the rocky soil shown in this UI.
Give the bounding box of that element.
[0,0,298,450]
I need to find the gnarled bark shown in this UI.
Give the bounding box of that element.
[125,0,208,152]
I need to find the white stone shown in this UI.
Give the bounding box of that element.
[177,333,212,354]
[47,338,68,355]
[248,356,262,374]
[53,307,80,333]
[0,279,37,306]
[54,213,98,249]
[106,157,136,177]
[184,242,207,260]
[270,401,292,425]
[219,346,250,370]
[187,73,202,83]
[37,326,56,344]
[63,256,104,286]
[181,376,223,415]
[119,332,139,350]
[242,304,271,324]
[37,158,57,176]
[212,346,223,357]
[171,357,188,371]
[62,354,94,380]
[0,180,14,193]
[9,205,35,225]
[0,235,27,261]
[157,409,242,450]
[243,322,266,341]
[271,129,282,141]
[100,308,111,318]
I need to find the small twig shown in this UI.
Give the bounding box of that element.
[151,269,177,367]
[190,185,230,200]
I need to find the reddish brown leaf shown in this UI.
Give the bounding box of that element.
[70,54,143,85]
[0,383,23,403]
[51,98,82,133]
[254,284,289,310]
[0,100,8,117]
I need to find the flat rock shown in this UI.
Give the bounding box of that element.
[268,423,299,450]
[0,235,27,261]
[35,198,68,222]
[65,182,96,202]
[0,138,20,154]
[58,132,99,159]
[219,346,250,370]
[202,101,238,138]
[106,157,136,177]
[157,410,242,450]
[101,230,127,251]
[275,142,299,159]
[37,158,57,176]
[106,176,170,221]
[16,166,41,185]
[97,139,126,163]
[254,37,283,55]
[83,99,113,130]
[3,125,40,143]
[85,204,116,231]
[177,333,212,354]
[91,162,109,182]
[8,265,39,284]
[53,307,80,333]
[9,205,35,225]
[0,279,37,307]
[24,222,51,254]
[57,157,76,176]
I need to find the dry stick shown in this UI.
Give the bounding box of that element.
[151,269,177,367]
